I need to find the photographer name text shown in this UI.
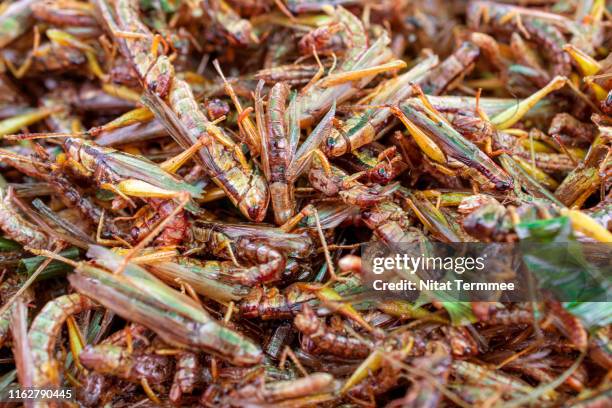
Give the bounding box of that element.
[372,279,515,291]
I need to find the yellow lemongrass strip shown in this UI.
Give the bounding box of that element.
[0,107,59,136]
[102,84,141,103]
[590,0,604,22]
[86,50,106,81]
[46,29,95,52]
[341,349,383,394]
[393,108,446,163]
[320,60,407,87]
[492,76,567,130]
[200,187,226,203]
[115,31,148,39]
[562,209,612,242]
[115,179,177,199]
[513,156,559,189]
[520,138,556,153]
[563,44,601,77]
[66,316,85,370]
[587,82,608,101]
[130,249,179,264]
[99,107,153,132]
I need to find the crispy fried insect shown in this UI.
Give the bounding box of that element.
[255,64,322,86]
[32,0,98,27]
[0,188,57,250]
[96,0,270,222]
[468,1,571,77]
[420,42,480,94]
[389,341,451,408]
[28,293,95,387]
[79,343,174,385]
[295,304,372,359]
[239,284,317,320]
[230,372,336,405]
[188,221,312,284]
[549,113,598,147]
[256,81,335,224]
[69,246,263,366]
[76,324,151,406]
[131,199,190,246]
[170,351,202,404]
[309,160,400,208]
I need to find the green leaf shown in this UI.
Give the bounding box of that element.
[20,247,80,280]
[563,302,612,329]
[0,237,21,251]
[0,369,16,394]
[516,216,574,242]
[517,216,611,328]
[442,301,476,326]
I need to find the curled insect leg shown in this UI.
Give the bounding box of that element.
[213,60,260,156]
[48,171,127,241]
[0,187,58,250]
[115,192,190,274]
[548,113,598,147]
[229,372,336,405]
[27,293,95,388]
[346,351,403,403]
[238,284,318,320]
[76,325,151,406]
[510,32,551,88]
[227,239,287,285]
[169,351,202,405]
[130,199,190,247]
[79,343,174,386]
[294,304,373,360]
[588,326,612,370]
[389,341,452,408]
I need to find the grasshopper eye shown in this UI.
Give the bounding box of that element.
[495,180,513,191]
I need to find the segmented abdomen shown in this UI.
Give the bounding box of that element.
[28,293,95,387]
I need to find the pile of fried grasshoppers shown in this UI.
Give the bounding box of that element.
[0,0,610,406]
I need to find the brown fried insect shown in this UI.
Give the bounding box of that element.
[239,284,317,320]
[294,304,372,359]
[79,343,174,385]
